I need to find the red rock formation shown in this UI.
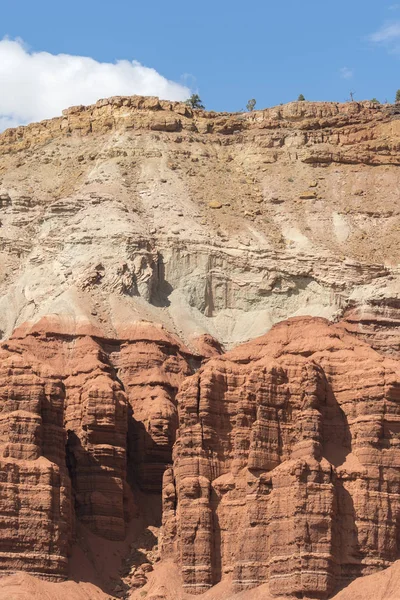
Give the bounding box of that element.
[0,318,197,579]
[341,303,400,358]
[111,324,196,492]
[1,314,400,598]
[163,317,400,598]
[190,334,224,358]
[0,347,72,579]
[5,322,130,542]
[63,335,129,540]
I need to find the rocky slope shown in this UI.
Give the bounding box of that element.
[0,96,399,349]
[0,97,399,599]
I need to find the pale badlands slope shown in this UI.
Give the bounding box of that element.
[0,96,399,350]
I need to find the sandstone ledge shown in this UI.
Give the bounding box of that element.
[1,97,399,167]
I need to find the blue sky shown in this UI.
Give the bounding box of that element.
[1,0,400,127]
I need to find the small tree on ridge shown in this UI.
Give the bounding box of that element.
[185,94,205,109]
[246,98,256,112]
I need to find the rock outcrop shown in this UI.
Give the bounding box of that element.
[341,303,400,358]
[0,346,71,579]
[1,314,400,598]
[0,98,399,349]
[0,317,197,580]
[163,317,400,598]
[0,97,399,599]
[1,97,399,167]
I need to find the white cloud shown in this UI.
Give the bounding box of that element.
[0,38,191,130]
[340,67,354,79]
[369,21,400,42]
[368,20,400,53]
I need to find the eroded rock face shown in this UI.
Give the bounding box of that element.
[0,314,400,597]
[0,348,71,578]
[113,325,195,492]
[0,98,399,350]
[0,96,400,597]
[163,317,400,598]
[341,303,400,358]
[0,318,197,578]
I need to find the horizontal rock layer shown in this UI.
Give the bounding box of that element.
[1,97,399,167]
[341,303,400,358]
[0,98,398,350]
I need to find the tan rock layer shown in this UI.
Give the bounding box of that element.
[0,96,399,352]
[1,97,399,166]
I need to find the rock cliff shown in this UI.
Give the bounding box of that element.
[0,318,197,585]
[163,317,400,597]
[0,97,399,349]
[0,97,399,599]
